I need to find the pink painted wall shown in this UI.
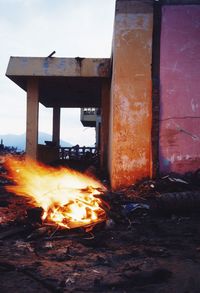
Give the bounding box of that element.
[159,5,200,174]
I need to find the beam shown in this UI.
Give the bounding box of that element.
[6,57,111,78]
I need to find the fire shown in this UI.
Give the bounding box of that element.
[4,156,108,229]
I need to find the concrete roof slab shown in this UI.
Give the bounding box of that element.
[6,56,111,108]
[6,57,111,78]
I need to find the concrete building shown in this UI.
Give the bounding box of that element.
[6,0,200,190]
[80,108,101,149]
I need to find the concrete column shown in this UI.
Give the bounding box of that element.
[52,107,60,146]
[95,115,101,150]
[109,0,153,190]
[101,80,110,172]
[26,78,39,160]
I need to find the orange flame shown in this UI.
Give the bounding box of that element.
[4,156,108,229]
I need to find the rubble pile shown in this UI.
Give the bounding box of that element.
[0,157,200,292]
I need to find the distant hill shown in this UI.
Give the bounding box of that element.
[0,132,72,150]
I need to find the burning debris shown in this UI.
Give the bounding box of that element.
[3,155,108,230]
[1,156,200,292]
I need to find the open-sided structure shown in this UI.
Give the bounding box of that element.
[6,57,110,164]
[6,0,200,190]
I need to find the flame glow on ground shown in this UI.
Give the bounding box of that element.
[4,156,108,229]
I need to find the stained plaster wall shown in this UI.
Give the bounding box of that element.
[109,1,153,190]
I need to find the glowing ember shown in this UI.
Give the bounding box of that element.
[4,156,108,229]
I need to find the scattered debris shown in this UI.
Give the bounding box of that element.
[167,176,189,184]
[0,226,29,240]
[27,226,50,240]
[121,203,150,216]
[0,156,200,292]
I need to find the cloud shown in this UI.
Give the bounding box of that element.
[0,0,115,145]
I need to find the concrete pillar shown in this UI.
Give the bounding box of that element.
[95,115,101,149]
[109,0,153,190]
[52,107,60,146]
[101,80,110,172]
[26,78,39,160]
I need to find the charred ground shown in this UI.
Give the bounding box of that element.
[0,171,200,293]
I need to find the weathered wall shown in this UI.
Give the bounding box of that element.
[159,5,200,174]
[109,0,153,190]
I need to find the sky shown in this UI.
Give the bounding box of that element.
[0,0,116,146]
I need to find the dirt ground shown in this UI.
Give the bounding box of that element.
[0,177,200,293]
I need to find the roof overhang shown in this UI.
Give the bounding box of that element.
[6,56,111,108]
